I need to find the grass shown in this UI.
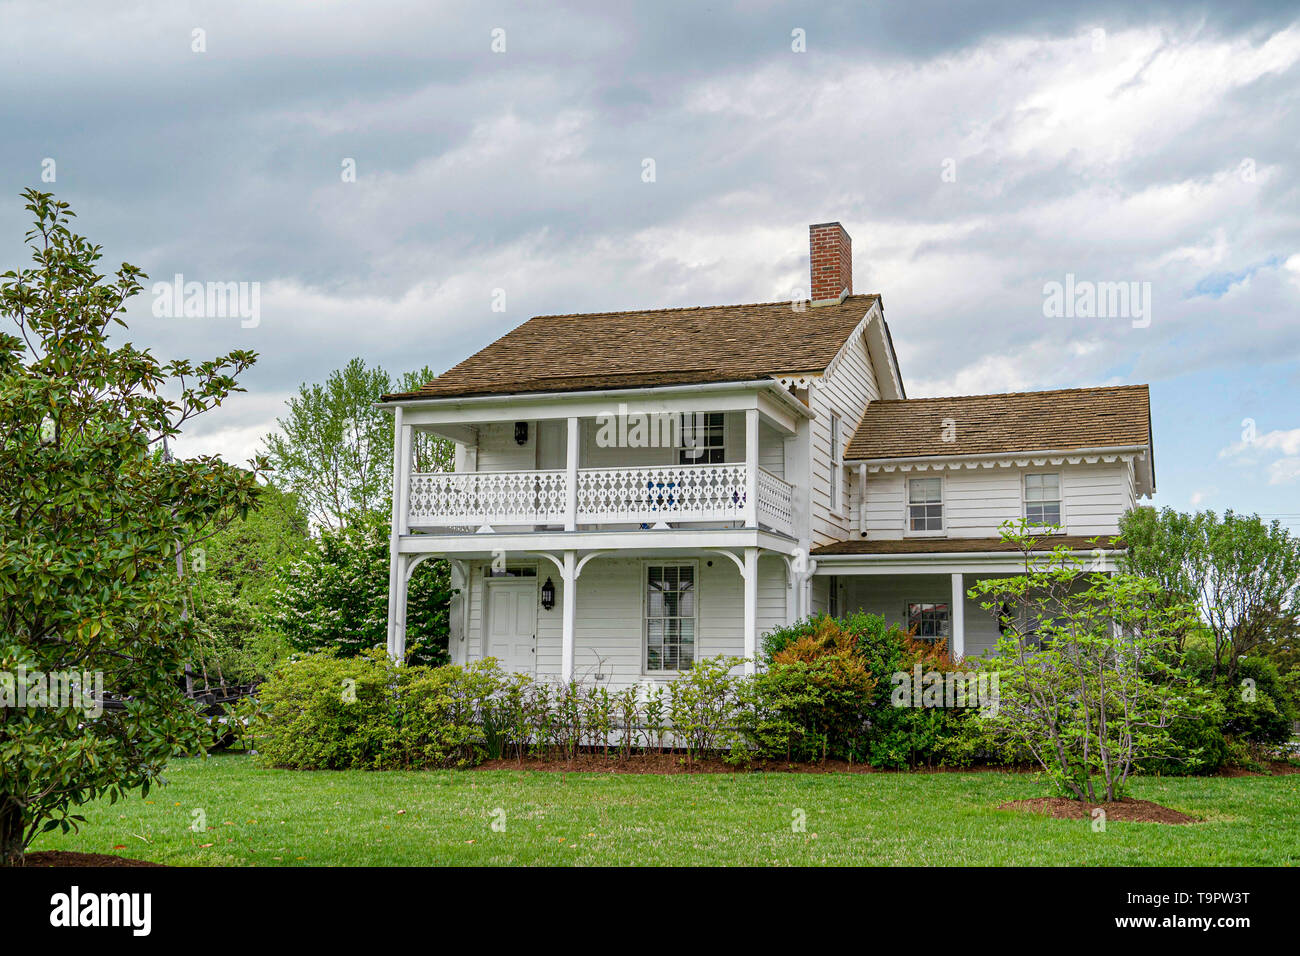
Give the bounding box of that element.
[28,753,1300,866]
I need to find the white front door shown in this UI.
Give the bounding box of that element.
[485,580,538,675]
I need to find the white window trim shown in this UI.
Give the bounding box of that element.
[905,600,951,641]
[903,474,946,537]
[829,411,846,517]
[641,559,700,676]
[1021,470,1066,534]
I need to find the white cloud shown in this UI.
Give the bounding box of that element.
[1268,458,1300,485]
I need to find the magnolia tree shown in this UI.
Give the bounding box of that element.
[969,523,1209,802]
[0,191,262,864]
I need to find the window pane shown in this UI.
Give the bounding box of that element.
[909,477,941,504]
[909,502,943,531]
[907,602,950,639]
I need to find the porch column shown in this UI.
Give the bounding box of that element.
[785,558,797,626]
[950,572,965,660]
[744,407,759,528]
[386,406,406,660]
[564,416,579,531]
[743,547,758,673]
[561,550,577,681]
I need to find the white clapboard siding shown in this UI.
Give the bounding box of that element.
[460,554,789,688]
[470,412,783,475]
[475,421,537,472]
[841,573,1002,658]
[810,325,879,546]
[863,461,1134,539]
[759,420,785,479]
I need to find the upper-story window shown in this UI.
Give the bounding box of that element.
[907,477,944,533]
[1024,473,1062,528]
[830,413,843,513]
[680,412,725,464]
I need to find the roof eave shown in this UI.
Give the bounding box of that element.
[375,376,817,419]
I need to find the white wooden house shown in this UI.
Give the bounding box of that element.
[378,222,1155,686]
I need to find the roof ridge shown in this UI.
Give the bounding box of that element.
[870,383,1149,404]
[528,292,879,321]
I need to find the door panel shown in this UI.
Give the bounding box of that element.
[485,581,538,675]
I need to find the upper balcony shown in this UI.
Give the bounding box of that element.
[386,380,810,541]
[407,461,795,536]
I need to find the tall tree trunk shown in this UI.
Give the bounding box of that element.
[0,801,27,867]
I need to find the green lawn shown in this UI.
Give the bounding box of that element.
[29,754,1300,866]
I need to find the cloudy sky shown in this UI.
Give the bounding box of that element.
[2,0,1297,529]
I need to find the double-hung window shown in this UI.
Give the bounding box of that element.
[907,476,944,533]
[680,413,725,464]
[645,564,697,672]
[1024,473,1062,529]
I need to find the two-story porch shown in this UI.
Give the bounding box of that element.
[381,380,815,683]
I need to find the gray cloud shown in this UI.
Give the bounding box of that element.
[0,0,1297,525]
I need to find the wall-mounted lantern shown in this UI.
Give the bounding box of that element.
[541,577,556,611]
[514,421,529,445]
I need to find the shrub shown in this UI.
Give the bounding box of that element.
[1135,696,1229,776]
[254,649,504,769]
[748,614,970,767]
[667,657,743,759]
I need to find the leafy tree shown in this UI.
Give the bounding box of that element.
[262,357,391,529]
[263,361,452,529]
[1121,507,1300,682]
[970,523,1210,802]
[0,190,261,865]
[188,482,310,683]
[269,509,451,666]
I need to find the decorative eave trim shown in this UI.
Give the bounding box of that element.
[819,298,884,387]
[773,372,823,389]
[850,444,1150,474]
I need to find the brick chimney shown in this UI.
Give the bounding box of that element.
[809,221,852,304]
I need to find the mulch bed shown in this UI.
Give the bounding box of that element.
[20,851,164,867]
[998,797,1197,824]
[474,754,1034,775]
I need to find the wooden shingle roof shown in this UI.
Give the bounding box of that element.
[382,294,880,401]
[844,385,1151,460]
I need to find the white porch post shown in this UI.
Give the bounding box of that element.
[561,549,577,681]
[386,406,407,660]
[743,546,758,673]
[565,416,579,531]
[785,558,797,626]
[950,572,965,660]
[744,407,759,528]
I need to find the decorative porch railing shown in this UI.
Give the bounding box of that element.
[407,463,796,536]
[576,463,747,526]
[408,470,567,527]
[756,467,795,537]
